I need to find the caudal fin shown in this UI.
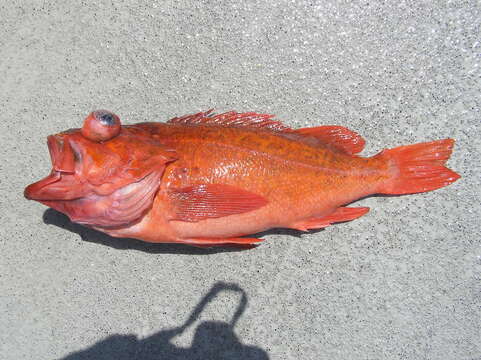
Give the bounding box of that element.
[377,139,460,195]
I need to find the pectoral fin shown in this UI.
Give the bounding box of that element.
[169,184,268,222]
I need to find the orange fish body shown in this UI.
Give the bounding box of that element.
[25,110,460,248]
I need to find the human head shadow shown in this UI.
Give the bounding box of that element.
[42,208,251,255]
[61,282,269,360]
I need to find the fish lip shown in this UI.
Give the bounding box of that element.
[47,135,77,173]
[24,171,62,200]
[47,135,62,170]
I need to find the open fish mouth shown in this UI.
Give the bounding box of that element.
[24,135,82,201]
[47,134,78,173]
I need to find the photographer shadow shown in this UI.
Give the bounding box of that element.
[61,282,268,360]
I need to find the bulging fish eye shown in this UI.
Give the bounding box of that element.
[81,110,121,142]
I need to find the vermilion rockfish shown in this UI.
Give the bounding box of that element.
[25,110,460,247]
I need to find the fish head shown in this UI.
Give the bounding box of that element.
[24,110,176,228]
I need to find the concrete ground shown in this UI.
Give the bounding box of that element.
[1,1,479,359]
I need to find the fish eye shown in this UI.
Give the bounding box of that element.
[81,110,121,142]
[99,112,115,125]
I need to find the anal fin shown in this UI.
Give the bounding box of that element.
[291,207,369,231]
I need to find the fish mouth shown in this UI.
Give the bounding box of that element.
[47,134,77,173]
[24,135,82,201]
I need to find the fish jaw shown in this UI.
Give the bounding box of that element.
[24,170,91,201]
[24,171,61,200]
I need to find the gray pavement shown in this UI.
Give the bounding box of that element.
[1,1,480,359]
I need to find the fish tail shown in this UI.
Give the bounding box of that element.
[377,139,460,195]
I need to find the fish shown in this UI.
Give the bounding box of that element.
[24,110,461,248]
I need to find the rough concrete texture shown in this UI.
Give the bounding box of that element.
[1,1,480,359]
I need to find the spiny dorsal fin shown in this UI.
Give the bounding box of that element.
[294,126,366,155]
[168,111,365,154]
[168,110,292,132]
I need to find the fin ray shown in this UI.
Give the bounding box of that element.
[168,110,292,132]
[377,139,460,194]
[169,184,268,222]
[292,207,370,231]
[294,126,366,154]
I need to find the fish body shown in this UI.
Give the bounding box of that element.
[25,110,460,247]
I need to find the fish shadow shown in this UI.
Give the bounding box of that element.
[60,282,269,360]
[43,209,331,254]
[42,209,253,255]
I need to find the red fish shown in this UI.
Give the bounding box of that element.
[25,110,460,248]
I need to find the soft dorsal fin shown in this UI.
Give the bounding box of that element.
[168,183,268,222]
[168,110,292,132]
[294,126,366,154]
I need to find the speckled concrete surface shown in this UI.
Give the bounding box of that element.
[1,1,479,359]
